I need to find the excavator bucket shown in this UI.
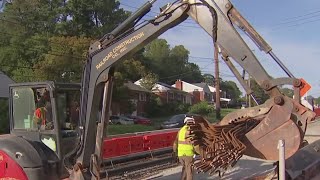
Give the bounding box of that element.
[241,104,302,160]
[220,97,315,160]
[188,96,316,177]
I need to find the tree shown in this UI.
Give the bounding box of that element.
[140,73,159,90]
[0,0,129,82]
[33,36,91,82]
[314,97,320,106]
[280,87,294,98]
[203,74,215,86]
[249,79,269,104]
[66,0,129,38]
[115,58,147,82]
[143,39,203,85]
[220,80,241,102]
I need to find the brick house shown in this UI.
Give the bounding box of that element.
[111,82,151,116]
[173,80,231,106]
[134,80,193,105]
[173,80,212,104]
[153,82,193,104]
[207,85,230,104]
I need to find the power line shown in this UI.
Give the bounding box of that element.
[272,13,320,27]
[119,1,320,31]
[278,9,320,22]
[119,2,197,24]
[271,17,320,31]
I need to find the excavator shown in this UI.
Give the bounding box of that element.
[0,0,317,179]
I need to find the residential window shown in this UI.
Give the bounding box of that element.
[176,93,182,100]
[139,93,146,102]
[168,92,174,100]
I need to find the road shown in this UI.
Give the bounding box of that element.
[143,119,320,180]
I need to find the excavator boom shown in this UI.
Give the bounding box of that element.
[66,0,316,179]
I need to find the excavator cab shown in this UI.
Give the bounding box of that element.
[1,81,81,179]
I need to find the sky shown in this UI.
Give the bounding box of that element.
[119,0,320,97]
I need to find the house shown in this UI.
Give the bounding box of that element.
[301,96,314,111]
[134,80,193,105]
[0,71,14,98]
[111,81,151,116]
[207,85,231,107]
[173,80,212,104]
[173,80,231,106]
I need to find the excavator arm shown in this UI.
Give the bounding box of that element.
[67,0,316,179]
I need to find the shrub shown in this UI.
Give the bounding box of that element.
[145,95,191,117]
[189,101,215,115]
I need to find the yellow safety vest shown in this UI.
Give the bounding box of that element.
[177,125,195,157]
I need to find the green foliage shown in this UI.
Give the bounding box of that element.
[139,73,159,90]
[113,58,151,106]
[66,0,129,38]
[0,99,9,134]
[107,124,155,135]
[203,74,215,86]
[314,97,320,106]
[280,87,294,98]
[220,80,241,103]
[188,101,215,115]
[145,95,190,117]
[143,39,203,85]
[0,0,129,82]
[33,36,91,82]
[115,58,147,82]
[249,79,269,104]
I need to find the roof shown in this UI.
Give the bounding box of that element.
[154,82,190,93]
[172,81,204,92]
[193,83,207,88]
[156,82,177,89]
[124,82,151,93]
[134,79,190,94]
[0,71,14,98]
[208,85,216,92]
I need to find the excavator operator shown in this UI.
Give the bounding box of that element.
[33,89,53,130]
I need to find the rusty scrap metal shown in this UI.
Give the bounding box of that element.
[187,116,260,177]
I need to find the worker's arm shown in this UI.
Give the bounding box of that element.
[172,132,179,153]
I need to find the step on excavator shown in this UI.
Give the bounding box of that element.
[0,0,317,179]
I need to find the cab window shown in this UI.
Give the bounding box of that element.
[56,90,80,131]
[12,87,53,130]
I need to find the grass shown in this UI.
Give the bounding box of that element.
[205,108,238,123]
[106,124,156,136]
[106,108,238,136]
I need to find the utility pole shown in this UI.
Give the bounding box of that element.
[214,43,221,119]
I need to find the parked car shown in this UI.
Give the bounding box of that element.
[160,114,198,129]
[126,115,151,125]
[109,115,134,125]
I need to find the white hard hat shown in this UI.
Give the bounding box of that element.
[184,117,194,124]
